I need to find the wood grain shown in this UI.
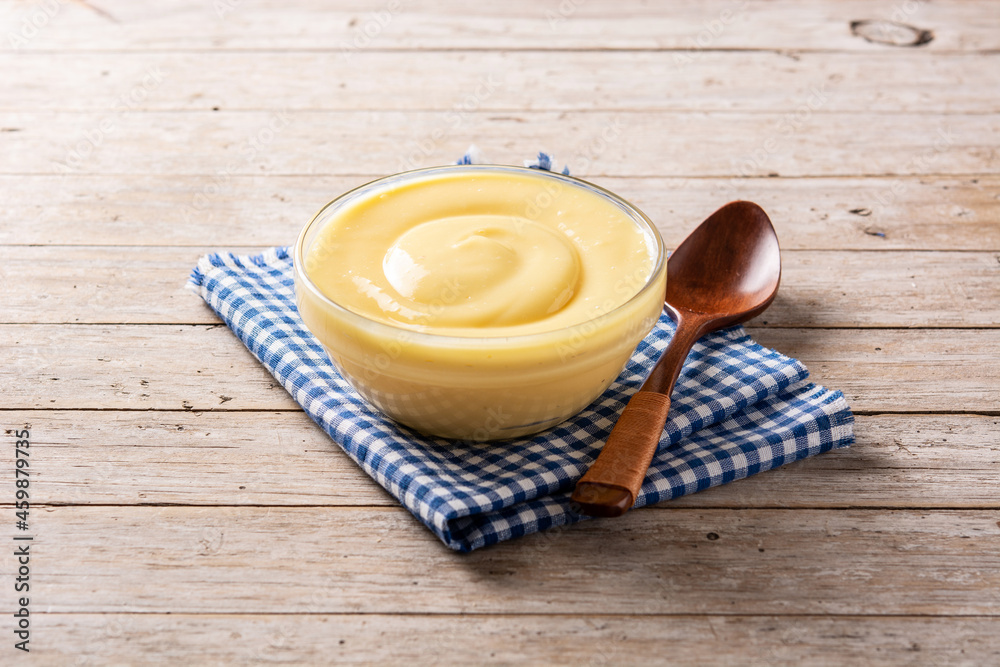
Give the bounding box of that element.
[27,613,1000,666]
[2,325,998,412]
[3,50,997,113]
[24,506,1000,615]
[3,110,995,178]
[2,247,997,327]
[0,324,300,411]
[4,0,998,661]
[750,327,1000,413]
[2,0,996,52]
[1,174,995,251]
[3,412,996,509]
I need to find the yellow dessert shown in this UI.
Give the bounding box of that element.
[294,165,666,440]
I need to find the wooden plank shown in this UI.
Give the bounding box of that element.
[3,410,387,507]
[2,0,996,52]
[0,324,300,411]
[2,247,998,327]
[28,613,1000,665]
[765,250,1000,328]
[1,174,995,251]
[2,325,998,412]
[4,411,997,509]
[750,327,1000,413]
[1,245,209,325]
[3,110,993,178]
[24,506,1000,614]
[3,50,998,113]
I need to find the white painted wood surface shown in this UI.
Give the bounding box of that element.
[1,0,998,663]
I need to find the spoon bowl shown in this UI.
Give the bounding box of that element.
[572,201,781,517]
[666,200,781,324]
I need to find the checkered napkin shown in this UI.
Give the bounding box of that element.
[187,161,853,553]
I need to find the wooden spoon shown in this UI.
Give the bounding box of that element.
[571,201,781,517]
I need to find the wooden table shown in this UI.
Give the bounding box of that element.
[3,1,999,663]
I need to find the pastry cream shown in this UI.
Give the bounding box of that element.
[304,170,655,336]
[295,166,666,440]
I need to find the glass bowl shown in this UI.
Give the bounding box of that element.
[293,165,666,441]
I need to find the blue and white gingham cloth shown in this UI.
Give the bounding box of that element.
[187,156,853,552]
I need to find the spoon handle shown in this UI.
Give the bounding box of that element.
[571,391,670,517]
[571,315,706,517]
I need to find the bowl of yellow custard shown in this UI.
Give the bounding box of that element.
[293,165,666,441]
